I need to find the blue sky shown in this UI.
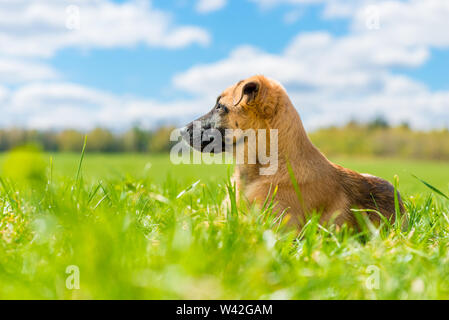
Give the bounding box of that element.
[52,1,350,99]
[1,0,449,130]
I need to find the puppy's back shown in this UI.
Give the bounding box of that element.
[335,165,405,225]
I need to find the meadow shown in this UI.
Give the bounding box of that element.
[0,150,449,299]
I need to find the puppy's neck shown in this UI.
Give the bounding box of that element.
[236,97,335,186]
[277,101,335,182]
[240,98,334,184]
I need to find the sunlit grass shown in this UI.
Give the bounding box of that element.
[0,151,448,299]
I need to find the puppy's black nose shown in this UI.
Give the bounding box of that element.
[179,124,192,141]
[183,122,211,135]
[181,123,193,134]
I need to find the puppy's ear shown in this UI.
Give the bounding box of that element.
[234,81,260,106]
[242,81,259,104]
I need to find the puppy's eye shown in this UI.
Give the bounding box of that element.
[216,104,228,113]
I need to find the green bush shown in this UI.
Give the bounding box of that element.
[310,123,449,160]
[2,145,47,185]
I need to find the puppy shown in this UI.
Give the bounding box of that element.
[183,75,405,228]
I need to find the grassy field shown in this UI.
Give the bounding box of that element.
[0,150,449,299]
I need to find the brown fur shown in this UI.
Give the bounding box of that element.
[202,75,405,228]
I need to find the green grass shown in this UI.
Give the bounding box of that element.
[0,151,449,299]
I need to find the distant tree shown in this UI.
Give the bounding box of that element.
[87,128,117,152]
[0,130,7,151]
[368,115,390,129]
[40,131,59,151]
[399,121,411,130]
[149,126,176,153]
[4,128,27,149]
[57,130,85,152]
[346,119,361,129]
[121,126,149,152]
[27,130,58,151]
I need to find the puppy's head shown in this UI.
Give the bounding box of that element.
[182,75,284,153]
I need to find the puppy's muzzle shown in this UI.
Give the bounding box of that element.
[181,121,225,153]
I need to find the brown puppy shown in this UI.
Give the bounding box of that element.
[183,75,405,228]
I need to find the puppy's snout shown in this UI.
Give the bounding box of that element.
[180,123,193,137]
[202,123,212,131]
[182,122,211,137]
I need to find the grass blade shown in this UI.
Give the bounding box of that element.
[412,174,449,200]
[76,135,88,184]
[285,158,305,214]
[176,180,201,199]
[393,175,402,232]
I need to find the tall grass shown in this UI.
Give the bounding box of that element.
[0,150,449,299]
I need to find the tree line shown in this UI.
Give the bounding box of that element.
[0,126,176,153]
[309,119,449,161]
[1,118,449,160]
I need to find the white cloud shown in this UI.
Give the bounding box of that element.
[1,0,449,131]
[0,85,8,103]
[318,0,373,18]
[173,29,429,96]
[172,40,449,130]
[0,0,213,129]
[1,82,208,129]
[0,0,211,58]
[350,0,449,48]
[283,9,303,24]
[0,58,58,84]
[250,0,325,9]
[173,0,449,130]
[196,0,227,13]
